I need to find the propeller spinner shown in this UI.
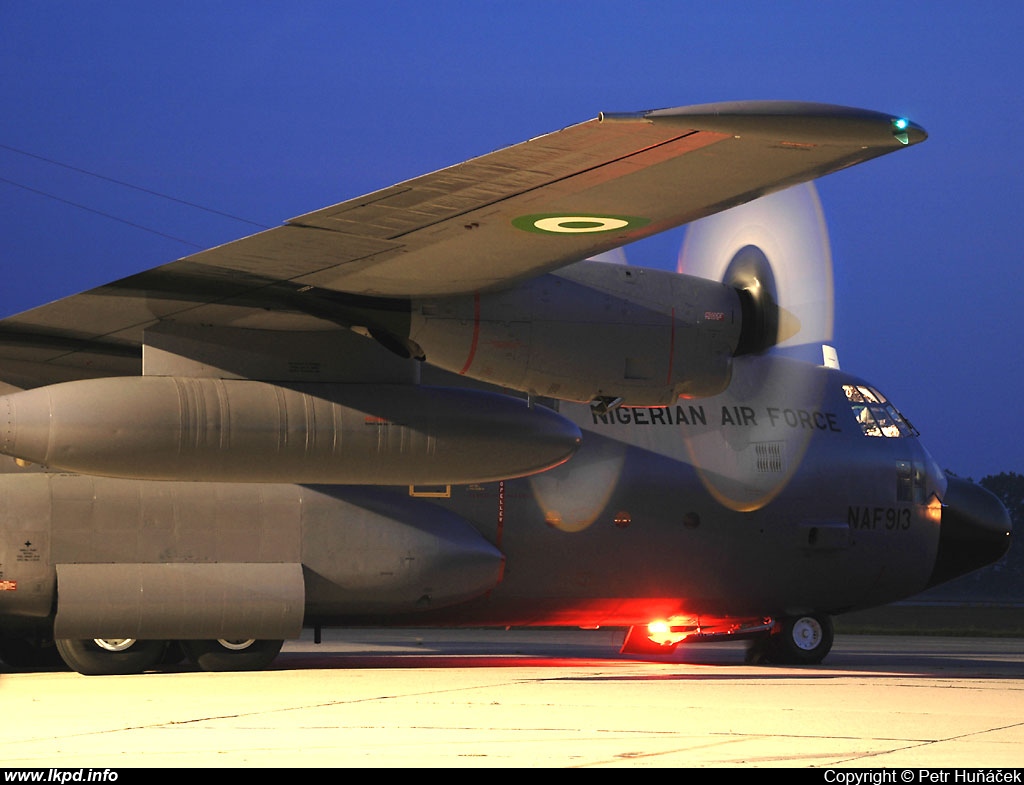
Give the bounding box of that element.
[679,182,833,361]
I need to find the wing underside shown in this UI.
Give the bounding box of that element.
[0,101,925,383]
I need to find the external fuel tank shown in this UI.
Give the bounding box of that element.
[0,378,581,484]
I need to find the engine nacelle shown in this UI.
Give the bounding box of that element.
[409,261,745,406]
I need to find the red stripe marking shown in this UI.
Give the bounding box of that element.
[666,306,675,385]
[459,292,481,375]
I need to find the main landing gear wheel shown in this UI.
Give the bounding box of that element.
[181,639,283,672]
[748,614,834,665]
[55,638,168,676]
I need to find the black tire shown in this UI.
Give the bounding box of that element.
[763,614,834,665]
[181,639,283,672]
[0,636,66,670]
[55,638,168,676]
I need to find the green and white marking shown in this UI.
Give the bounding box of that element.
[513,213,650,234]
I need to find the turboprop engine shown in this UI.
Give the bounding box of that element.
[405,259,796,408]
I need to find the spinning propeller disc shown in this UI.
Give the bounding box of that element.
[678,182,833,354]
[676,183,836,511]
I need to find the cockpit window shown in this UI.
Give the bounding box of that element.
[843,385,918,438]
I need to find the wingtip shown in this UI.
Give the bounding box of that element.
[642,100,928,148]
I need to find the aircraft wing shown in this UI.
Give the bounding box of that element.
[0,101,925,382]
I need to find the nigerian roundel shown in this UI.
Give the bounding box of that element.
[512,213,650,234]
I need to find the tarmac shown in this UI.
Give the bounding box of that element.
[1,628,1022,768]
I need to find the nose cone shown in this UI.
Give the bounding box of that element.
[928,476,1012,588]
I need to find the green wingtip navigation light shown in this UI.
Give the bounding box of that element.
[892,117,910,145]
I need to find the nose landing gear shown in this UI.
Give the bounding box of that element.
[747,614,834,665]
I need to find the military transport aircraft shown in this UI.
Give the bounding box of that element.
[0,101,1011,674]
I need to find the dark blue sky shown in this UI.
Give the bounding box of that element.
[1,2,1021,480]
